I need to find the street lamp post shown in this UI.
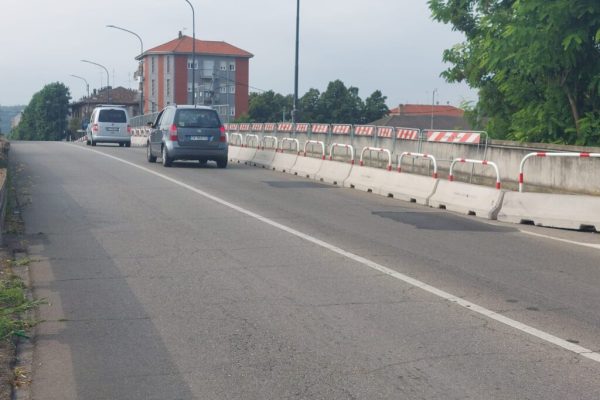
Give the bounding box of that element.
[106,24,144,115]
[184,0,196,106]
[430,88,438,130]
[70,74,90,122]
[292,0,300,124]
[81,59,111,104]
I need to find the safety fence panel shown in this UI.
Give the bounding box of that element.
[376,126,395,138]
[296,123,310,133]
[425,130,482,144]
[227,123,239,132]
[354,125,375,137]
[396,127,420,140]
[332,124,352,135]
[239,123,251,132]
[264,123,276,132]
[277,122,294,133]
[251,123,264,132]
[312,124,330,134]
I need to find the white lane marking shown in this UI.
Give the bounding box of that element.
[520,230,600,251]
[75,145,600,364]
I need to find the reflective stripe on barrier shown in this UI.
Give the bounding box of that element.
[332,124,351,135]
[425,130,483,144]
[376,126,395,138]
[296,123,309,133]
[396,127,420,140]
[519,152,600,192]
[311,124,329,134]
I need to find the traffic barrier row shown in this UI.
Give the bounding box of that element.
[227,140,600,232]
[225,123,485,145]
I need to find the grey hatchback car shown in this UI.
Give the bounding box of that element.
[147,105,228,168]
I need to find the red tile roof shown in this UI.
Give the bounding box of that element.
[389,104,464,117]
[141,35,253,58]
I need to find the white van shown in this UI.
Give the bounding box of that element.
[86,105,131,147]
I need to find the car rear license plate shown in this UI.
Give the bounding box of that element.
[190,136,209,141]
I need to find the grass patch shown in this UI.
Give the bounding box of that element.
[0,269,44,341]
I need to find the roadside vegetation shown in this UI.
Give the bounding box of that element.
[429,0,600,145]
[236,79,389,124]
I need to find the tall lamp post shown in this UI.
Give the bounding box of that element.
[292,0,300,123]
[82,59,111,104]
[69,74,90,122]
[106,24,144,115]
[430,88,438,129]
[184,0,196,106]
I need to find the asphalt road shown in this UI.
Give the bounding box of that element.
[10,141,600,399]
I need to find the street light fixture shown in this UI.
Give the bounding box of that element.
[81,59,111,104]
[292,0,300,124]
[106,24,144,115]
[69,74,90,122]
[184,0,196,106]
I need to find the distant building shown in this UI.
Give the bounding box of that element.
[70,87,140,123]
[137,32,253,121]
[372,104,472,130]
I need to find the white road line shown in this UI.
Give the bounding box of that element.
[520,230,600,251]
[75,145,600,364]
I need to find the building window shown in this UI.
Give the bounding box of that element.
[187,59,198,69]
[166,79,171,96]
[220,61,227,71]
[229,85,236,94]
[220,86,227,94]
[166,56,171,74]
[230,107,235,116]
[151,79,156,96]
[187,83,192,93]
[151,57,155,73]
[229,63,236,71]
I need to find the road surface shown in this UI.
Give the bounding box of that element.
[10,141,600,399]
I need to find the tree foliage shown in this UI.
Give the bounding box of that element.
[239,80,389,125]
[11,82,71,141]
[429,0,600,145]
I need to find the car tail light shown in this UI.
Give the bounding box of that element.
[169,124,178,141]
[92,123,99,132]
[219,125,227,142]
[127,125,132,134]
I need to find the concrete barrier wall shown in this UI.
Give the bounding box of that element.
[228,132,600,195]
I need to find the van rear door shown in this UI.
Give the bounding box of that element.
[98,109,128,137]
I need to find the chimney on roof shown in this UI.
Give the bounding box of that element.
[399,104,405,115]
[178,31,183,39]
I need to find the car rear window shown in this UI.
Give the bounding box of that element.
[98,109,127,123]
[175,109,220,128]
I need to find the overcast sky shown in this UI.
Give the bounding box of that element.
[0,0,476,108]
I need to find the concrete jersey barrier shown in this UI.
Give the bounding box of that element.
[251,149,277,168]
[233,147,257,164]
[290,155,324,179]
[271,152,299,173]
[379,173,439,205]
[343,165,392,195]
[498,192,600,231]
[228,145,242,161]
[315,160,354,186]
[429,180,505,219]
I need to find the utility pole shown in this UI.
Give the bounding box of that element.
[292,0,300,123]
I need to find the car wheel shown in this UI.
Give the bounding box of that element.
[147,144,157,163]
[125,142,131,148]
[161,146,172,167]
[91,140,96,146]
[198,159,207,167]
[119,143,124,147]
[216,157,228,169]
[86,140,90,146]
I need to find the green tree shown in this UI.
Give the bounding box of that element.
[362,90,389,124]
[298,88,321,122]
[248,91,293,122]
[317,80,364,124]
[12,82,71,140]
[429,0,600,145]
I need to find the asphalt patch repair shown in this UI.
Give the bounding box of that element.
[373,210,517,232]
